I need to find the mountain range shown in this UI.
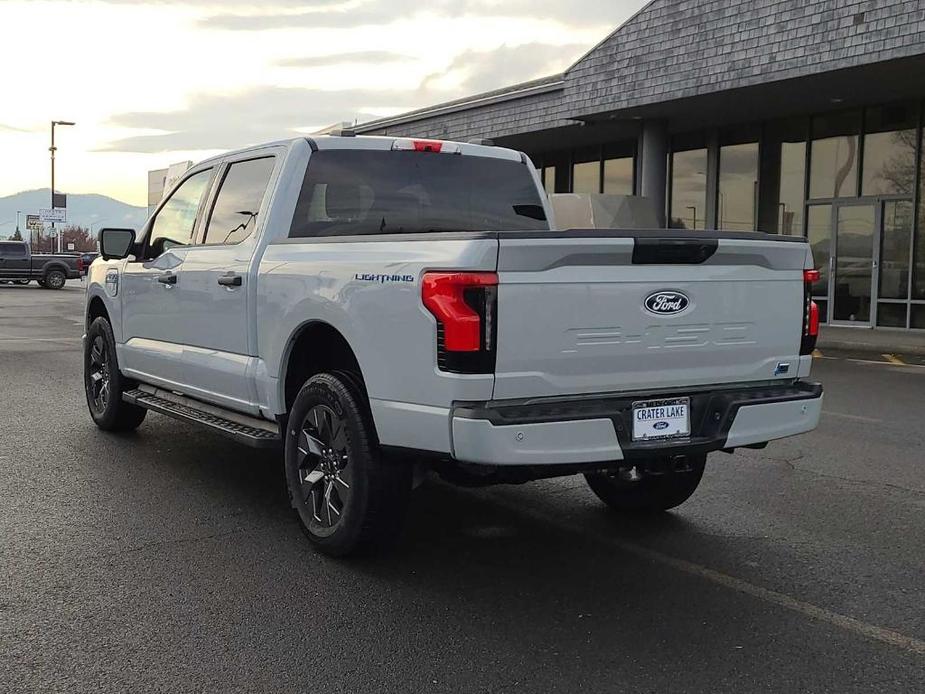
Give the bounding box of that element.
[0,189,148,238]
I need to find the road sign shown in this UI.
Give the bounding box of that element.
[25,215,43,232]
[67,242,75,251]
[39,208,66,224]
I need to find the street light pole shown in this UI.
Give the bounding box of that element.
[50,120,76,253]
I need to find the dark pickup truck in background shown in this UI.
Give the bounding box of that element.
[0,240,84,289]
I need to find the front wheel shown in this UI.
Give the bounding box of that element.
[84,317,147,431]
[43,269,66,289]
[584,455,707,512]
[284,372,411,556]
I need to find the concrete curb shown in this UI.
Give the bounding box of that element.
[817,334,925,357]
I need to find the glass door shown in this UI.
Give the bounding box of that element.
[831,201,878,326]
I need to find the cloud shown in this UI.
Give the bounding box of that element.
[277,50,411,68]
[199,0,646,31]
[0,123,29,133]
[101,86,422,153]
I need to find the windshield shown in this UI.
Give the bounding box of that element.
[289,149,548,237]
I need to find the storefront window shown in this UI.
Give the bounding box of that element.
[863,104,918,196]
[543,166,556,195]
[670,148,708,230]
[718,142,758,231]
[779,142,806,234]
[572,161,600,193]
[879,200,913,300]
[807,204,831,321]
[810,111,861,199]
[603,157,633,195]
[914,123,925,302]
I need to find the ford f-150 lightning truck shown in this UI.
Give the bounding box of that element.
[83,135,823,555]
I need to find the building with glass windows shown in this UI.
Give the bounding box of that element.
[357,0,925,332]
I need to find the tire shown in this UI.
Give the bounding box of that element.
[584,455,707,512]
[16,279,30,285]
[43,269,66,289]
[84,317,147,432]
[284,372,411,556]
[36,279,46,288]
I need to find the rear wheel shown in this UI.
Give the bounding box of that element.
[84,317,147,431]
[285,372,411,556]
[43,269,66,289]
[584,455,707,512]
[16,279,30,285]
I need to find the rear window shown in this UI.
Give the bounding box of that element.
[289,149,548,237]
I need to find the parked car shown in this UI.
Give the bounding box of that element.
[83,135,823,556]
[0,241,83,288]
[80,252,100,276]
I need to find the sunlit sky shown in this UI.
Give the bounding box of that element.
[0,0,648,207]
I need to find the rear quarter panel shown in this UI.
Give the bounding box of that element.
[256,235,498,449]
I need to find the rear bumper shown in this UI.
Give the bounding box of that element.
[451,382,823,466]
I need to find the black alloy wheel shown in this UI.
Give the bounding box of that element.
[295,404,353,536]
[87,333,112,415]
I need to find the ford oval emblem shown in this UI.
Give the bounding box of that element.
[644,291,690,316]
[653,421,670,430]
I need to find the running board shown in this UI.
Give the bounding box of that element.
[123,387,281,448]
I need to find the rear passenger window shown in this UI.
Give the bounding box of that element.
[289,149,547,237]
[0,243,26,257]
[204,157,275,245]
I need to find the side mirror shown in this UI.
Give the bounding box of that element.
[99,228,136,260]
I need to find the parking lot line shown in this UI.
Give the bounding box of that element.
[494,495,925,657]
[882,353,906,365]
[823,411,883,423]
[845,357,925,369]
[0,337,82,342]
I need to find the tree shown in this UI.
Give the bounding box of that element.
[59,226,98,253]
[9,228,22,241]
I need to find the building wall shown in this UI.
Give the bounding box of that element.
[566,0,925,117]
[360,87,568,143]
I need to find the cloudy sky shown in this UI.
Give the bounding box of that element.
[0,0,647,206]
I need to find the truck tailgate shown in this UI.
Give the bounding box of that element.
[493,231,811,400]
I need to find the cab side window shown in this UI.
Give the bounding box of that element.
[146,169,213,259]
[203,157,275,246]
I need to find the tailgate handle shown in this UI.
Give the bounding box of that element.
[632,238,718,265]
[218,273,242,287]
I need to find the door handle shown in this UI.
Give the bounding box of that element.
[217,273,242,287]
[156,272,177,285]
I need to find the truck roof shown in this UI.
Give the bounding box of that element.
[193,135,524,169]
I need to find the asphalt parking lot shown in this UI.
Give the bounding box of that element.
[2,283,923,693]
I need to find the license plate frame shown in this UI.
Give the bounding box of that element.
[631,397,691,442]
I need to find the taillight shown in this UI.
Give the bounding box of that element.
[800,269,820,355]
[391,138,461,154]
[76,256,84,272]
[422,271,498,374]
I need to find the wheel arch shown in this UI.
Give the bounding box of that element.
[86,295,110,330]
[280,320,370,416]
[42,262,68,278]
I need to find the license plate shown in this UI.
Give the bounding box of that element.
[632,398,691,441]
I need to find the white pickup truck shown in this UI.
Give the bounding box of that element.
[84,135,823,555]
